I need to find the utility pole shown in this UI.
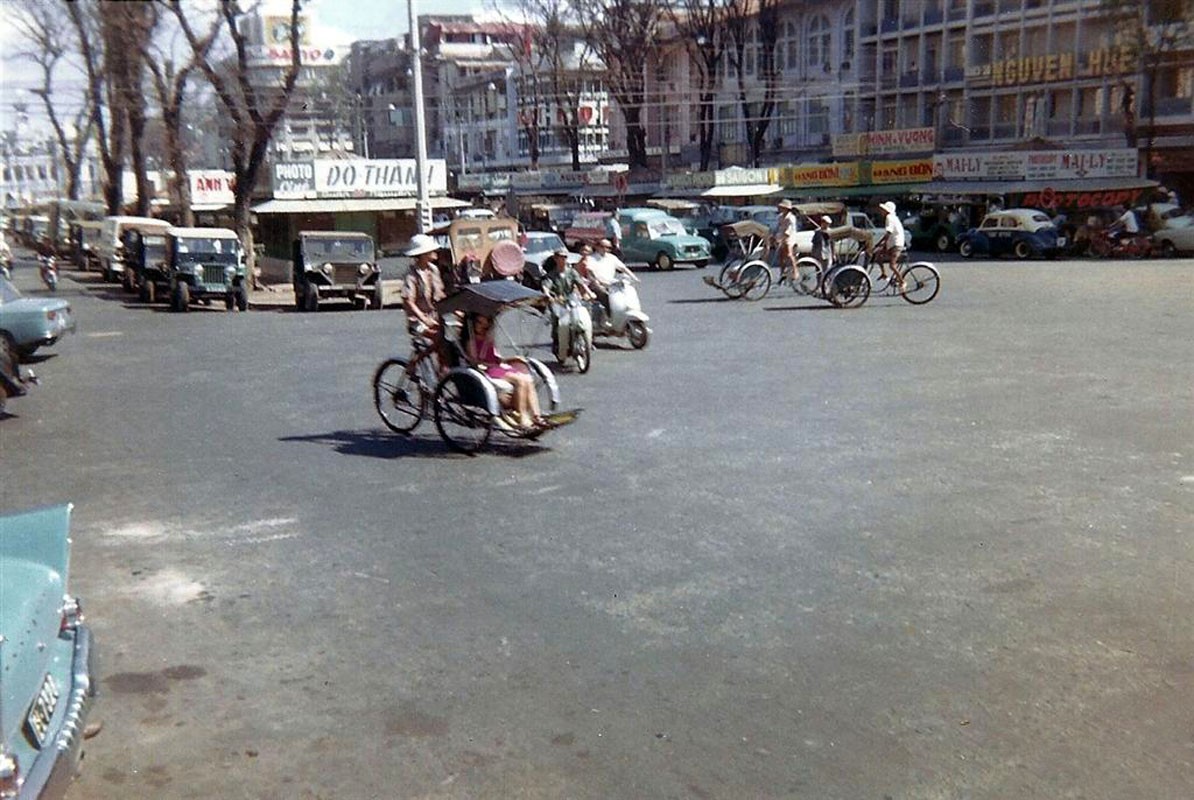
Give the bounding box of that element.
[408,0,432,232]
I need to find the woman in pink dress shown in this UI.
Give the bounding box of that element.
[466,314,544,429]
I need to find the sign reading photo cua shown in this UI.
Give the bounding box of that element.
[272,159,449,199]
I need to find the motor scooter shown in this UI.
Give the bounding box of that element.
[590,276,650,349]
[38,254,58,292]
[550,292,593,373]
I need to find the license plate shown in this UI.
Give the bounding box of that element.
[25,673,60,748]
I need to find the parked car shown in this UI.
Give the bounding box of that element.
[903,211,967,253]
[526,204,579,235]
[70,220,104,271]
[564,211,621,252]
[0,275,76,359]
[616,207,711,269]
[95,216,172,285]
[124,228,171,301]
[957,208,1064,259]
[520,231,568,290]
[292,231,382,312]
[161,227,247,312]
[1151,222,1194,257]
[0,503,98,797]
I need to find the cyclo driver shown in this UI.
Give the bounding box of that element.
[401,233,449,368]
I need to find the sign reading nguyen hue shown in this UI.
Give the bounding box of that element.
[833,127,935,158]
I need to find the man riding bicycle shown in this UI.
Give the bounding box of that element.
[874,201,907,288]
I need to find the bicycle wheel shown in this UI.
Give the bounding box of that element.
[372,358,426,434]
[433,373,493,454]
[793,258,823,295]
[738,262,772,301]
[720,259,746,298]
[899,263,941,305]
[826,265,871,308]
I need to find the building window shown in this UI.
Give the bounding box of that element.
[778,101,798,135]
[842,9,855,67]
[784,19,799,74]
[808,15,831,74]
[808,97,829,135]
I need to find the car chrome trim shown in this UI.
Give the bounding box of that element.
[17,626,94,800]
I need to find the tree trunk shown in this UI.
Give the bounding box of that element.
[622,104,648,168]
[698,90,715,171]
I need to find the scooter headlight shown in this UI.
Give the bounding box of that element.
[358,263,371,277]
[322,262,334,276]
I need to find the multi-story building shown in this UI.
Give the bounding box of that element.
[345,39,417,159]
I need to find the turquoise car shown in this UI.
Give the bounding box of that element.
[0,277,76,359]
[616,208,712,270]
[0,504,98,798]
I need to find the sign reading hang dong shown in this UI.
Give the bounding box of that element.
[273,159,449,199]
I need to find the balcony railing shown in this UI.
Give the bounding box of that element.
[943,127,967,145]
[1074,119,1100,135]
[900,72,920,88]
[944,66,965,82]
[1155,96,1193,116]
[992,122,1017,138]
[947,5,968,21]
[1046,120,1071,137]
[922,69,941,84]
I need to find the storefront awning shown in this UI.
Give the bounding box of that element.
[701,183,783,198]
[916,176,1158,196]
[252,196,471,214]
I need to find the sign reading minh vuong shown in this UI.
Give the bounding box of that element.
[272,159,449,200]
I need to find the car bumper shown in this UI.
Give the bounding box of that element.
[19,625,97,800]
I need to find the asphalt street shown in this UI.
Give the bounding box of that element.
[2,251,1193,799]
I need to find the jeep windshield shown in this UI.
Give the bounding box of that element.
[303,237,375,263]
[144,236,167,261]
[174,236,239,264]
[646,219,687,238]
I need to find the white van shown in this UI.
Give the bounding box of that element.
[96,216,173,285]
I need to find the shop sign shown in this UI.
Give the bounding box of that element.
[273,161,317,199]
[833,127,935,158]
[665,171,716,190]
[868,159,933,185]
[512,171,543,189]
[1015,186,1147,211]
[714,166,772,186]
[968,46,1135,88]
[780,162,859,188]
[1027,149,1138,180]
[933,149,1138,182]
[311,159,447,197]
[189,170,235,205]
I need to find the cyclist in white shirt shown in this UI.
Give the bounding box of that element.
[875,201,906,286]
[1109,206,1140,244]
[585,238,638,315]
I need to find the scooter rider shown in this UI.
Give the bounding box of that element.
[544,246,595,356]
[586,238,638,319]
[1108,205,1140,245]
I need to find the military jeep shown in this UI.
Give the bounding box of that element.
[292,231,382,312]
[161,227,247,312]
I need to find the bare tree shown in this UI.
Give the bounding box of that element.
[104,2,158,217]
[10,1,96,200]
[723,0,781,167]
[1100,0,1194,178]
[66,1,123,213]
[576,0,667,169]
[145,3,222,227]
[667,0,729,171]
[170,0,303,279]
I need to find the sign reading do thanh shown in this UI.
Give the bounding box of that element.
[272,159,449,199]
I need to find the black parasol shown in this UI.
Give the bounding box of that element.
[436,280,547,317]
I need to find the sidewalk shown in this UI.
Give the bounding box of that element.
[247,279,404,310]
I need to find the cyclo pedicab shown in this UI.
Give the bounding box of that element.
[372,277,579,455]
[704,210,874,307]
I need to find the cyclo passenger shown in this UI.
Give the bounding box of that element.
[585,238,638,320]
[464,312,546,430]
[401,233,449,370]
